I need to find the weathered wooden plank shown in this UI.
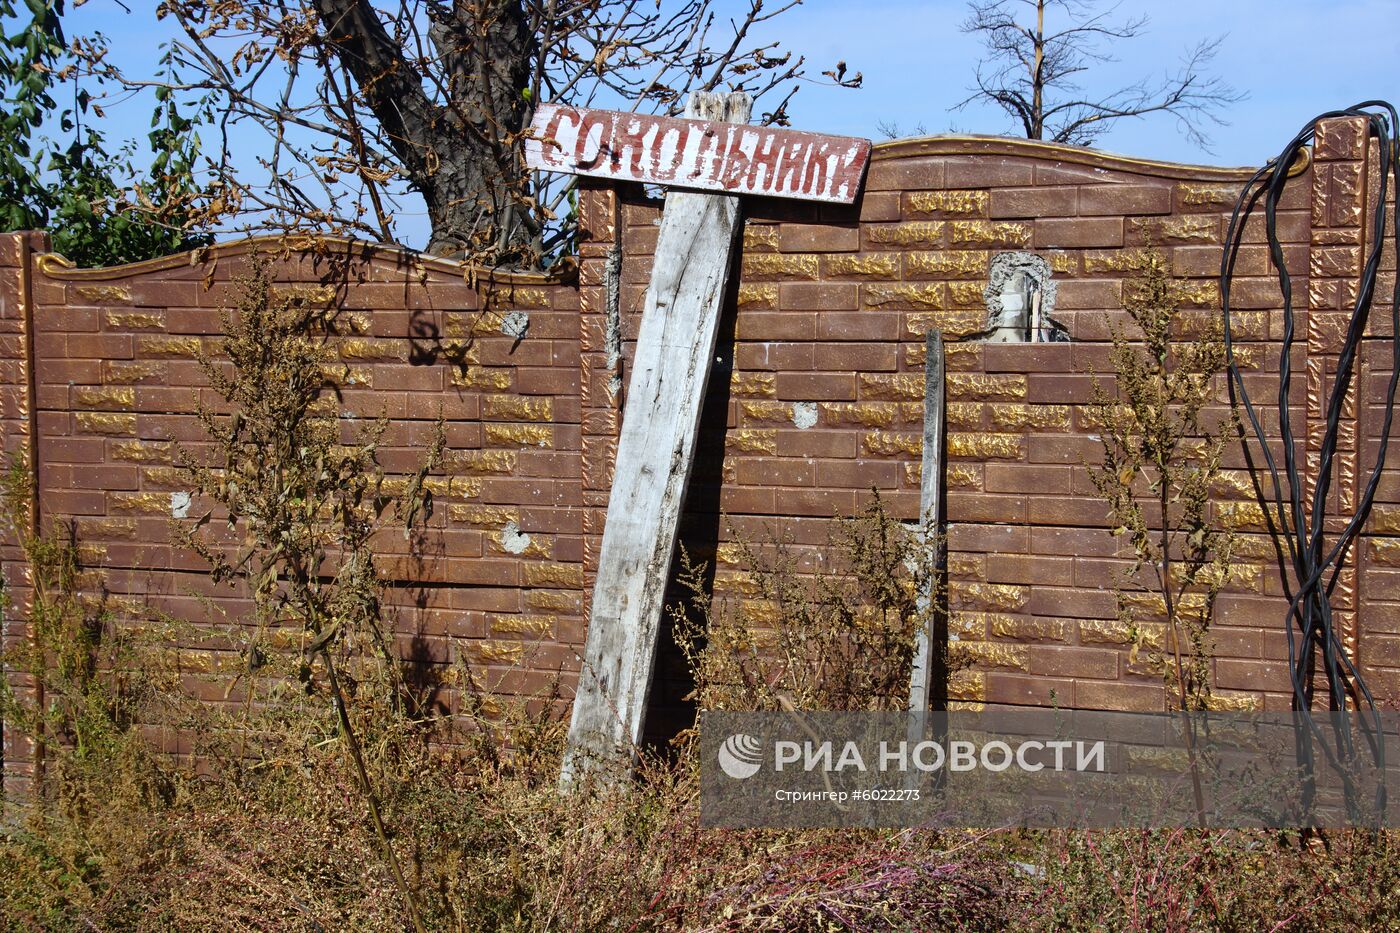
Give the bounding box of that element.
[526,102,869,204]
[561,92,752,783]
[908,329,946,714]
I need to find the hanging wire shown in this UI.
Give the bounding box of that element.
[1220,101,1399,822]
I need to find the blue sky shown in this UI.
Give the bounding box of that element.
[64,0,1400,249]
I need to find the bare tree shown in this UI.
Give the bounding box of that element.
[86,1,859,265]
[955,0,1243,149]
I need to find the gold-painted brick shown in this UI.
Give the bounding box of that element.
[948,433,1023,459]
[1230,346,1261,369]
[443,313,491,340]
[989,403,1070,430]
[1370,539,1400,565]
[524,563,583,588]
[1178,183,1238,206]
[104,310,165,330]
[474,640,525,664]
[743,224,778,251]
[74,285,132,303]
[741,253,818,279]
[1205,691,1262,712]
[177,650,242,674]
[111,440,171,463]
[381,475,481,499]
[1084,249,1152,274]
[715,542,745,565]
[449,505,521,528]
[821,402,897,428]
[104,362,164,384]
[490,614,556,637]
[908,190,988,215]
[737,283,778,309]
[1127,747,1191,772]
[730,372,776,398]
[73,386,135,409]
[947,281,985,306]
[868,221,945,246]
[727,428,777,455]
[483,395,552,422]
[741,400,793,422]
[863,431,920,456]
[75,518,137,539]
[866,283,945,309]
[948,670,986,702]
[111,493,171,514]
[947,465,981,488]
[826,253,899,278]
[273,284,336,304]
[948,554,985,579]
[907,308,984,338]
[944,342,982,369]
[1080,619,1165,649]
[1120,590,1206,622]
[953,581,1029,611]
[452,450,518,475]
[141,466,187,487]
[76,412,136,436]
[948,373,1027,400]
[1046,252,1078,275]
[1133,216,1216,242]
[321,364,373,386]
[1219,501,1269,530]
[741,599,782,625]
[484,286,551,310]
[944,402,983,428]
[956,640,1029,670]
[949,220,1031,247]
[949,611,993,639]
[906,251,990,277]
[452,367,513,391]
[859,373,923,400]
[526,590,580,613]
[338,311,371,333]
[714,569,758,595]
[140,336,203,358]
[1372,506,1400,534]
[990,616,1067,641]
[485,424,552,447]
[338,338,405,361]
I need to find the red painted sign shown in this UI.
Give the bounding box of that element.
[525,104,870,204]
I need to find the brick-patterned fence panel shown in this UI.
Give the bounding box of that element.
[2,124,1397,793]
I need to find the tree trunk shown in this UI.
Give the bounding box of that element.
[314,0,535,260]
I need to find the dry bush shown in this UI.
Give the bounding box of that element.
[672,493,944,713]
[1088,248,1236,713]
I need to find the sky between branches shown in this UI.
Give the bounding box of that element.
[66,0,1400,250]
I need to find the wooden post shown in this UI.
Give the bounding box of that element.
[561,92,752,782]
[908,330,946,713]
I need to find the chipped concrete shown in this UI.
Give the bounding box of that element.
[500,521,532,554]
[500,311,530,340]
[791,401,818,429]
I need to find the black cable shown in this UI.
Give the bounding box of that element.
[1220,101,1399,824]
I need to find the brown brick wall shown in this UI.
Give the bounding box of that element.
[2,123,1398,791]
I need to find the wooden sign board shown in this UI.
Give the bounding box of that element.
[525,103,870,204]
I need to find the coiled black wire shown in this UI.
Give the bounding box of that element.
[1221,101,1399,822]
